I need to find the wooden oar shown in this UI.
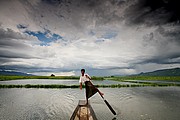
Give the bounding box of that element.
[98,91,117,115]
[87,81,116,115]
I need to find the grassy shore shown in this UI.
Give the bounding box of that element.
[0,75,104,81]
[0,75,179,81]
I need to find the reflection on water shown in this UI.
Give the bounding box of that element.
[0,87,180,120]
[0,79,133,85]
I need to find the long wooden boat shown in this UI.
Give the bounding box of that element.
[70,100,97,120]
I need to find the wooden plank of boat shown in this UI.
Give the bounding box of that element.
[70,100,97,120]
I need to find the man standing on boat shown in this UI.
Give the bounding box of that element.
[79,69,104,102]
[79,69,117,115]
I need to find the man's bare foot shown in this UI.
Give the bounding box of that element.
[100,92,104,96]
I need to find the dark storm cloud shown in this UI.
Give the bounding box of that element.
[40,0,180,26]
[0,28,25,39]
[0,64,77,75]
[0,57,15,64]
[43,0,102,7]
[0,65,36,72]
[138,55,180,65]
[39,0,126,25]
[141,0,180,22]
[0,37,30,49]
[0,27,39,59]
[125,0,180,26]
[157,26,180,44]
[140,25,180,65]
[142,25,180,46]
[0,50,33,59]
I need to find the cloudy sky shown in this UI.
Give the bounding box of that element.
[0,0,180,76]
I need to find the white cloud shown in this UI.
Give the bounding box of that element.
[0,0,180,76]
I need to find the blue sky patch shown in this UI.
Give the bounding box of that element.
[25,30,62,45]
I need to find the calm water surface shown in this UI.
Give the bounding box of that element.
[0,87,180,120]
[0,79,133,85]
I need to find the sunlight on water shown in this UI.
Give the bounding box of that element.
[0,87,180,120]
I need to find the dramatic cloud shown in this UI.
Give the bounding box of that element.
[0,0,180,76]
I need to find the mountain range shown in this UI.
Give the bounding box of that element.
[137,68,180,76]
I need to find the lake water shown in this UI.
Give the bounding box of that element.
[0,79,134,85]
[0,87,180,120]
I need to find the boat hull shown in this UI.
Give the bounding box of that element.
[70,100,97,120]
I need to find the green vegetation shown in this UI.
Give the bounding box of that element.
[0,75,79,80]
[0,75,104,81]
[0,75,179,81]
[0,82,179,89]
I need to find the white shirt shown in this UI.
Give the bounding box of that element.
[79,73,91,83]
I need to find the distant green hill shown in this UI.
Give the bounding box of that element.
[138,68,180,76]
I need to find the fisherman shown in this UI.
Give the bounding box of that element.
[79,69,104,102]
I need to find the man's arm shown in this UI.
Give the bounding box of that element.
[79,76,83,90]
[80,82,82,90]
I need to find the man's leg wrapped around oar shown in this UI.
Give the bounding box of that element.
[85,81,116,115]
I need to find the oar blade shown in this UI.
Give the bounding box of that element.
[104,100,116,115]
